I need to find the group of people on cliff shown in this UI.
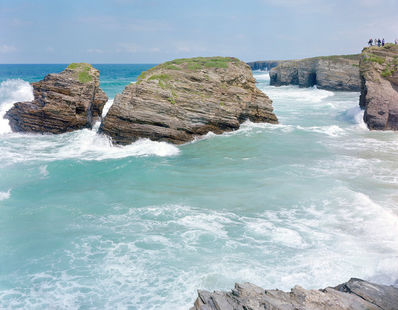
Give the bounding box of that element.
[368,38,398,47]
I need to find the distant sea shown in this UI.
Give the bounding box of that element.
[0,65,397,309]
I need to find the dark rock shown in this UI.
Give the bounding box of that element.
[190,278,398,310]
[269,55,361,91]
[100,57,277,145]
[247,61,281,71]
[5,63,108,133]
[359,44,398,130]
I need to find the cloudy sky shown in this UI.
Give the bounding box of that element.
[1,0,397,63]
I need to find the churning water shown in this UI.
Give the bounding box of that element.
[0,65,397,309]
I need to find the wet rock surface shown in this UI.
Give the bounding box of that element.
[269,55,360,91]
[5,63,108,133]
[359,44,398,130]
[191,278,398,310]
[100,57,277,145]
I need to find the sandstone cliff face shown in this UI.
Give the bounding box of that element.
[247,61,281,71]
[191,278,398,310]
[100,57,277,145]
[5,63,108,133]
[269,55,360,91]
[359,44,398,130]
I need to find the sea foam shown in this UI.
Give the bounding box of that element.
[0,79,33,134]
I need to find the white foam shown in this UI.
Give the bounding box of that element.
[101,99,114,118]
[0,189,11,201]
[0,79,34,134]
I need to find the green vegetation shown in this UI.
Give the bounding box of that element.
[352,64,359,67]
[163,64,181,70]
[366,55,385,64]
[164,56,240,71]
[219,101,225,106]
[67,63,93,83]
[148,74,171,81]
[381,68,393,77]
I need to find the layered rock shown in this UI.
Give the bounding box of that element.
[247,61,281,71]
[5,63,108,133]
[191,278,398,310]
[359,44,398,130]
[269,55,360,91]
[100,57,277,145]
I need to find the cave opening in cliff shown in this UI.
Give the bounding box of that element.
[308,72,317,87]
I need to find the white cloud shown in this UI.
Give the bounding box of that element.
[0,44,16,53]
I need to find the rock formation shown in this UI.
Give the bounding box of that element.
[100,57,277,145]
[5,63,108,133]
[359,44,398,130]
[247,61,281,71]
[191,278,398,310]
[269,55,360,91]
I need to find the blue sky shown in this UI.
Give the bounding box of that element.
[1,0,397,63]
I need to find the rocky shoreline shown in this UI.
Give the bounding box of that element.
[268,55,360,91]
[190,278,398,310]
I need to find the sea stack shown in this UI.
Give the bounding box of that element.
[100,57,278,145]
[5,63,108,133]
[191,278,398,310]
[269,55,360,91]
[359,44,398,130]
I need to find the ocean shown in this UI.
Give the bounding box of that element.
[0,65,397,309]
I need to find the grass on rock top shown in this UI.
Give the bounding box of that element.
[67,63,93,83]
[136,56,241,83]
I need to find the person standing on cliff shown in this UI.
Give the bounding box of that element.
[378,39,381,47]
[368,38,373,46]
[382,38,385,46]
[395,39,398,45]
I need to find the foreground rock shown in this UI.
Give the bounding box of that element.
[5,63,108,133]
[359,44,398,130]
[100,57,277,145]
[191,278,398,310]
[269,55,360,91]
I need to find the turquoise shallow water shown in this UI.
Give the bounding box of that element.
[0,66,398,309]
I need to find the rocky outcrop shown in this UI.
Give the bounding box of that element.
[359,44,398,130]
[5,63,108,133]
[191,278,398,310]
[269,55,360,91]
[247,61,281,71]
[100,57,277,145]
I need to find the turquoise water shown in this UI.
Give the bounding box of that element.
[0,66,397,309]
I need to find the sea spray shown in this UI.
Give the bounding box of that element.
[0,79,33,134]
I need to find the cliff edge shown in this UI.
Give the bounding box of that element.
[359,44,398,130]
[191,278,398,310]
[269,55,360,91]
[5,63,108,134]
[100,57,277,145]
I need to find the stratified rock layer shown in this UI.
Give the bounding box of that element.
[5,63,108,133]
[191,278,398,310]
[359,44,398,130]
[100,57,277,145]
[269,55,360,91]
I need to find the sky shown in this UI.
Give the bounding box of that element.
[1,0,397,63]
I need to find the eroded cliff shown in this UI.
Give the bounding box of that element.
[359,44,398,130]
[100,57,277,145]
[269,55,360,91]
